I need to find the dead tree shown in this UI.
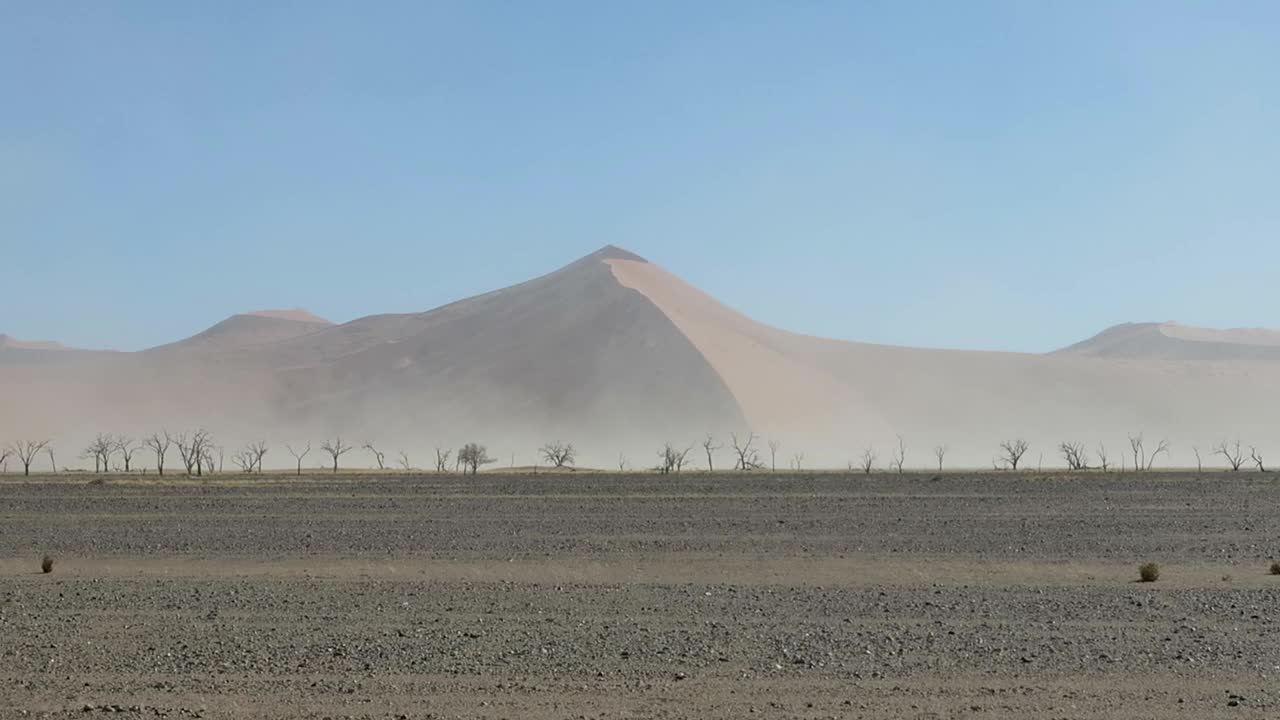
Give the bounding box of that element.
[174,430,213,476]
[248,441,268,472]
[143,432,172,476]
[790,452,805,471]
[286,442,311,476]
[115,436,139,472]
[859,448,876,474]
[890,435,906,474]
[768,439,781,471]
[397,450,412,471]
[730,432,763,471]
[457,443,494,475]
[1216,440,1247,471]
[320,437,352,473]
[434,447,451,473]
[1096,443,1110,472]
[701,435,721,472]
[1145,439,1169,470]
[232,448,256,473]
[674,444,693,473]
[201,445,220,476]
[933,445,948,472]
[657,444,676,474]
[8,440,50,476]
[174,432,195,475]
[1250,447,1266,472]
[363,442,386,470]
[46,447,57,473]
[84,433,115,473]
[999,439,1030,471]
[1192,446,1203,473]
[539,441,576,469]
[1128,434,1146,472]
[0,448,9,473]
[617,453,629,472]
[1060,442,1089,471]
[656,442,693,474]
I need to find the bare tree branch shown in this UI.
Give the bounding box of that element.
[1059,441,1089,471]
[730,432,763,471]
[998,439,1029,471]
[113,436,139,472]
[890,435,906,474]
[1145,439,1170,471]
[701,435,721,473]
[143,432,172,476]
[1128,433,1146,473]
[457,443,494,475]
[320,437,352,473]
[859,448,877,475]
[84,433,114,473]
[539,441,576,469]
[790,452,804,471]
[362,442,385,470]
[933,445,948,473]
[1216,440,1247,471]
[8,440,50,476]
[286,442,311,476]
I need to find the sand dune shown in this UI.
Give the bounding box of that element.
[146,311,333,354]
[1056,322,1280,362]
[2,246,1278,468]
[0,334,75,351]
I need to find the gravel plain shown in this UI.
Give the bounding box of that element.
[2,471,1279,719]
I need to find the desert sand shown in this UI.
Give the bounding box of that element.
[2,470,1278,718]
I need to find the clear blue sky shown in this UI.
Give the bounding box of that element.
[3,1,1278,352]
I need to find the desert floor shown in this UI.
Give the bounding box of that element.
[2,471,1278,719]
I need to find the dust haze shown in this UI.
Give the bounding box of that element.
[3,246,1278,473]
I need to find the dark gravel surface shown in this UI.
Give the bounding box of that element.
[2,471,1279,718]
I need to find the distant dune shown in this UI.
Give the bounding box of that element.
[246,308,333,324]
[1055,322,1280,362]
[2,247,1277,468]
[0,334,76,351]
[145,311,333,353]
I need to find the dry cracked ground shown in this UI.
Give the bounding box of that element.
[2,471,1279,719]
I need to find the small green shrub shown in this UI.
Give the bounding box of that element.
[41,555,55,574]
[1138,562,1160,582]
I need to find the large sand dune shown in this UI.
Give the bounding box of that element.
[2,246,1277,468]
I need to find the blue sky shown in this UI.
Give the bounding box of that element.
[3,1,1278,352]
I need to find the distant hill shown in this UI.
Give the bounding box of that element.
[146,310,333,353]
[1055,322,1280,362]
[0,334,75,351]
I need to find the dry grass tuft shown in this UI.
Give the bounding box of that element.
[41,555,55,574]
[1138,562,1160,583]
[1270,560,1280,576]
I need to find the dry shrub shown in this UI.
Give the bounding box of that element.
[1138,562,1160,583]
[1270,561,1280,576]
[41,555,55,574]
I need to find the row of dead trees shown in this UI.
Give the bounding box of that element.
[1,432,1273,476]
[0,432,501,477]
